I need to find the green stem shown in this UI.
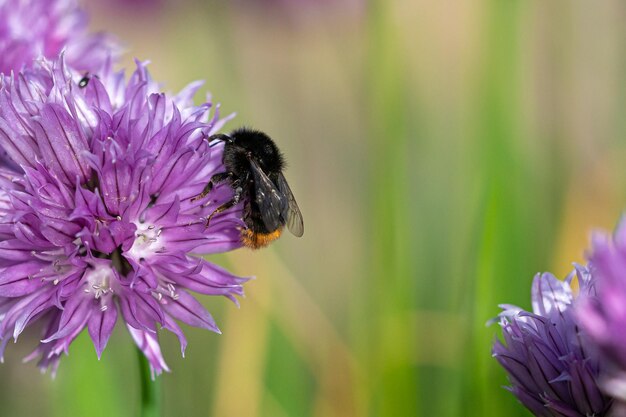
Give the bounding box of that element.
[137,348,162,417]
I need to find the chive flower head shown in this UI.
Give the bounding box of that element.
[0,56,247,377]
[492,267,612,416]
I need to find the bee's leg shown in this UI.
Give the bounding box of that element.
[192,172,232,202]
[208,133,232,143]
[205,186,243,227]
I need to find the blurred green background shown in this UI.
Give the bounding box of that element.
[2,0,626,416]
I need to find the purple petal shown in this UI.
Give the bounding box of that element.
[162,314,187,357]
[118,291,158,333]
[35,104,91,185]
[127,325,169,378]
[160,289,220,333]
[99,159,133,215]
[0,118,39,169]
[145,197,180,225]
[41,295,92,343]
[11,290,55,339]
[87,304,118,359]
[154,256,248,299]
[0,261,47,297]
[531,272,572,317]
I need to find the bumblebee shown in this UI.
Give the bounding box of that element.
[194,128,304,249]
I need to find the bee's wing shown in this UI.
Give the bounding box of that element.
[249,159,284,233]
[276,173,304,237]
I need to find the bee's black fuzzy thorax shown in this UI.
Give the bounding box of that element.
[224,128,285,177]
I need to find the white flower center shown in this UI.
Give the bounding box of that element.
[84,265,116,310]
[127,222,164,261]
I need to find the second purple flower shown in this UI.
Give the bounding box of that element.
[492,267,612,416]
[578,219,626,405]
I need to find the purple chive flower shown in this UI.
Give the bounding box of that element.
[578,219,626,402]
[0,56,248,376]
[0,0,117,74]
[492,267,612,416]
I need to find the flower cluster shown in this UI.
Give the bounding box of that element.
[0,57,247,376]
[578,219,626,403]
[0,0,117,74]
[492,267,612,416]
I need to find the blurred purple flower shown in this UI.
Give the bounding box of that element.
[86,0,165,13]
[230,0,364,21]
[0,0,118,74]
[578,220,626,403]
[0,56,247,377]
[492,267,612,416]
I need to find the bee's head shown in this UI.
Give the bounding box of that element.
[231,128,285,172]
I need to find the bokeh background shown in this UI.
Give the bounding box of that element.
[1,0,626,416]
